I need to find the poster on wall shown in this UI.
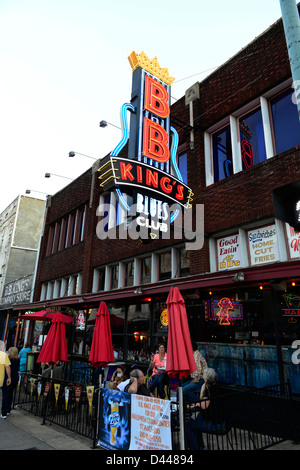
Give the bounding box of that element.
[98,389,172,450]
[217,234,241,270]
[248,224,280,266]
[285,223,300,259]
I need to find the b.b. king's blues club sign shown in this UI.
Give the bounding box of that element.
[98,51,193,242]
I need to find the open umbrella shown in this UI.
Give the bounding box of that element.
[166,286,196,450]
[89,302,115,369]
[37,312,69,365]
[19,310,74,323]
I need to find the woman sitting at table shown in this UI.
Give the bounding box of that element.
[149,343,169,399]
[108,365,130,391]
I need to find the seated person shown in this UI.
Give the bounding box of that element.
[182,342,208,402]
[124,369,151,396]
[149,343,169,399]
[42,361,64,380]
[108,366,130,391]
[186,368,229,450]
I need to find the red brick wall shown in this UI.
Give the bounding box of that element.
[34,14,300,300]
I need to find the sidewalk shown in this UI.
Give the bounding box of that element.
[0,407,96,450]
[1,404,299,451]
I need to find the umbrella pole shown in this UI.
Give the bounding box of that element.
[178,384,185,450]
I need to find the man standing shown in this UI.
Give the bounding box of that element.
[0,341,11,418]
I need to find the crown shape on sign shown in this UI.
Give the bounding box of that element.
[128,51,175,86]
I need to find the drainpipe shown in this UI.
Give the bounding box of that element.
[185,83,200,150]
[280,0,300,122]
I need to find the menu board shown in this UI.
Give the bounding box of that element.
[248,224,280,266]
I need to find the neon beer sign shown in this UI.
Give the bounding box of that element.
[98,51,193,238]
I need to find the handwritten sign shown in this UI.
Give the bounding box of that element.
[130,394,172,450]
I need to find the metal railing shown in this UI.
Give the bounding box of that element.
[13,374,300,450]
[14,373,98,442]
[182,383,300,450]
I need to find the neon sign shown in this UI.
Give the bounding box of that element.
[282,293,300,317]
[240,121,254,169]
[206,298,243,325]
[98,51,193,240]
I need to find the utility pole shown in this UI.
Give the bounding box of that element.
[280,0,300,122]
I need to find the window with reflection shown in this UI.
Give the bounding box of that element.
[179,248,190,277]
[111,265,119,289]
[141,257,151,284]
[212,125,233,182]
[125,260,134,287]
[239,107,266,169]
[271,87,300,155]
[127,303,151,361]
[159,251,171,280]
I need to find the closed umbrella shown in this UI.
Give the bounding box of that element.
[89,302,115,369]
[37,312,69,365]
[166,286,196,450]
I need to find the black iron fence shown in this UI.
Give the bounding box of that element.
[13,374,300,450]
[14,373,98,442]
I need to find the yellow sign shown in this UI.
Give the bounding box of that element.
[160,308,168,326]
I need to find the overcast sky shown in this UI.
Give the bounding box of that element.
[0,0,284,214]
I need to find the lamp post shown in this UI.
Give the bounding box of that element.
[25,189,50,196]
[68,151,98,161]
[99,120,121,130]
[45,173,74,180]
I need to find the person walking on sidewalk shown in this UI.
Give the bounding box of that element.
[1,347,19,418]
[0,341,11,419]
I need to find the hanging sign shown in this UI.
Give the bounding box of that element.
[97,51,193,242]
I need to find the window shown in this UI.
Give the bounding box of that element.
[111,265,119,289]
[125,261,134,287]
[271,87,300,154]
[141,257,151,285]
[178,152,188,184]
[159,251,171,280]
[212,125,233,182]
[179,248,190,277]
[239,107,266,169]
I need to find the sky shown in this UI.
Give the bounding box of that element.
[0,0,284,214]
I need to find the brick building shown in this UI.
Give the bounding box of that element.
[14,13,300,392]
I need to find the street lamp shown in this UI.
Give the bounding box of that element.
[25,189,50,196]
[68,151,98,161]
[45,173,74,180]
[99,120,121,130]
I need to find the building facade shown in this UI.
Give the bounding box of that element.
[14,14,300,393]
[0,195,45,343]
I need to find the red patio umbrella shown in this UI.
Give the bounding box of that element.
[166,286,196,379]
[89,302,115,368]
[37,312,69,364]
[19,310,74,323]
[166,286,196,450]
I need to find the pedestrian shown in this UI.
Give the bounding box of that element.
[124,369,151,396]
[18,343,31,372]
[182,342,208,402]
[149,343,169,399]
[1,347,19,418]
